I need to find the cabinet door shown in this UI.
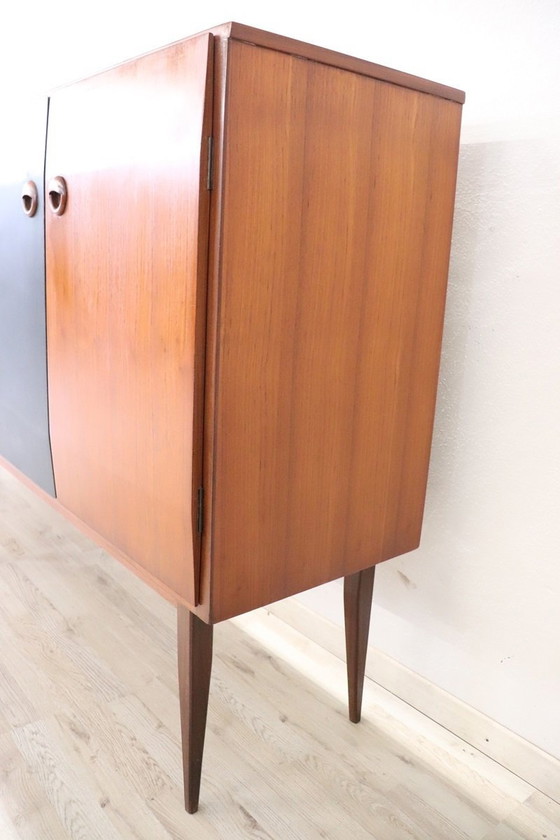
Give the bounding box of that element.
[45,34,214,605]
[0,97,55,495]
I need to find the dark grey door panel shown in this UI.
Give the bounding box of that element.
[0,97,55,495]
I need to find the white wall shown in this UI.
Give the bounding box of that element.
[2,0,558,758]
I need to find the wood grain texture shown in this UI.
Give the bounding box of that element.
[344,566,375,723]
[0,465,556,838]
[208,41,463,621]
[177,606,213,813]
[206,22,464,103]
[45,33,214,606]
[195,32,231,625]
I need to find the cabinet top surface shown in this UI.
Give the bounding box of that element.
[208,21,465,104]
[52,21,464,104]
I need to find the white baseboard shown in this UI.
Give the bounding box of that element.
[263,598,560,804]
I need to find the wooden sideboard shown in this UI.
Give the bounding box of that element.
[0,22,464,812]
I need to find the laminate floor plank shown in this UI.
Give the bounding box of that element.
[226,617,531,821]
[480,826,538,840]
[16,552,176,665]
[206,710,391,840]
[0,615,55,727]
[0,731,66,840]
[80,546,177,627]
[11,719,124,840]
[16,556,175,691]
[212,626,496,840]
[0,606,125,711]
[57,698,174,801]
[48,711,178,840]
[183,733,375,840]
[529,791,560,823]
[0,559,71,635]
[114,684,385,840]
[1,464,558,840]
[499,792,560,840]
[145,789,225,840]
[232,611,534,802]
[109,694,184,789]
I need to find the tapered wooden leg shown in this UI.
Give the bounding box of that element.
[177,605,213,813]
[344,565,376,724]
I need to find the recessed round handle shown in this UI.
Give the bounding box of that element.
[47,176,68,216]
[21,180,39,217]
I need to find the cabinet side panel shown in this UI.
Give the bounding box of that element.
[212,42,462,621]
[46,35,214,605]
[0,97,55,495]
[378,98,462,560]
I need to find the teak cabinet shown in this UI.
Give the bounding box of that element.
[0,22,464,812]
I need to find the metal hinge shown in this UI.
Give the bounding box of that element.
[197,487,204,534]
[206,137,214,191]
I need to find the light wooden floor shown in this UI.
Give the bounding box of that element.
[0,465,558,840]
